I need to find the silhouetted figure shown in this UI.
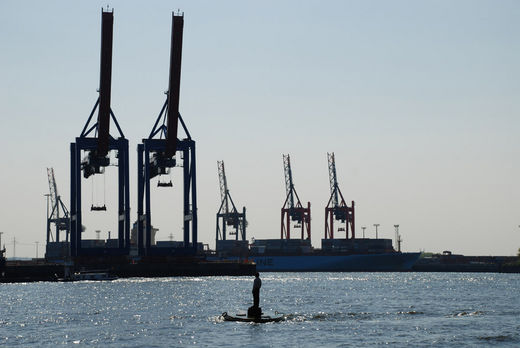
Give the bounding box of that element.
[247,272,262,317]
[252,272,261,308]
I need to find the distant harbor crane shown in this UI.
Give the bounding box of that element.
[216,161,247,243]
[281,154,311,240]
[46,168,70,245]
[324,153,355,239]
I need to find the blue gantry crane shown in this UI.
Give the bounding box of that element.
[281,154,311,240]
[70,9,130,257]
[137,12,197,256]
[324,152,355,239]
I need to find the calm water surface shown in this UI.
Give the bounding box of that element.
[1,273,519,347]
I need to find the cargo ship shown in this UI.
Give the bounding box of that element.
[212,238,421,272]
[212,154,421,272]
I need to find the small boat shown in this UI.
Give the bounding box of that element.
[222,311,284,323]
[58,270,117,281]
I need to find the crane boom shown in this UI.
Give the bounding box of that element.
[47,168,59,219]
[146,13,185,179]
[96,9,114,158]
[217,161,229,215]
[165,13,184,158]
[328,152,339,208]
[80,9,116,179]
[283,154,295,209]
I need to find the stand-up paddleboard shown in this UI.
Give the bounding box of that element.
[222,311,284,323]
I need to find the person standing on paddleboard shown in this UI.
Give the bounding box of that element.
[252,272,261,308]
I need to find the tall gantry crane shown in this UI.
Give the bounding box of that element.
[137,12,197,256]
[70,9,130,257]
[324,153,355,239]
[281,154,311,240]
[46,168,70,244]
[216,161,246,243]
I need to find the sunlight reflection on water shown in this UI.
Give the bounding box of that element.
[1,273,519,347]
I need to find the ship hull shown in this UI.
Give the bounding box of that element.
[216,252,421,272]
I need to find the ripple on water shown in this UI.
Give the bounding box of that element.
[452,310,484,317]
[477,334,518,343]
[0,273,519,347]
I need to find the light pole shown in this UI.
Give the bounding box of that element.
[361,226,366,239]
[35,241,39,259]
[394,225,401,252]
[374,224,380,239]
[44,194,51,244]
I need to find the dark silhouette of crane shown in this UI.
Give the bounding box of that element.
[216,161,246,243]
[324,152,355,239]
[137,12,197,256]
[281,154,311,240]
[70,9,130,257]
[46,168,70,244]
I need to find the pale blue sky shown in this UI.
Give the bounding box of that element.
[0,1,518,257]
